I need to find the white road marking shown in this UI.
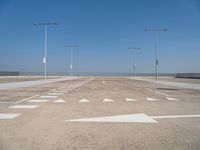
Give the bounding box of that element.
[28,99,50,103]
[166,97,180,101]
[146,97,159,101]
[0,113,21,119]
[15,95,40,104]
[126,98,137,102]
[103,98,114,102]
[39,96,58,99]
[79,99,90,103]
[64,113,200,123]
[65,113,157,123]
[10,105,38,109]
[54,90,68,93]
[48,93,64,95]
[53,99,66,103]
[43,89,57,94]
[151,114,200,119]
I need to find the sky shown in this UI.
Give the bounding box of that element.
[0,0,200,74]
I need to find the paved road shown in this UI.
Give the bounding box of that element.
[0,77,200,150]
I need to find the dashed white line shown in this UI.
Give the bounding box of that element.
[126,98,137,102]
[39,96,58,99]
[53,99,66,103]
[10,105,38,109]
[28,99,50,103]
[146,97,159,101]
[103,98,114,102]
[79,99,90,103]
[0,113,21,119]
[166,97,180,101]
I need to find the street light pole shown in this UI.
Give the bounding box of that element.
[128,48,141,79]
[64,45,80,76]
[144,28,167,81]
[34,22,59,80]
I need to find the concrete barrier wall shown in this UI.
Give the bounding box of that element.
[0,71,19,76]
[176,73,200,79]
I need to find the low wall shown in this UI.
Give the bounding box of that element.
[175,73,200,79]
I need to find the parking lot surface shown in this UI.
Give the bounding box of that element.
[0,77,200,150]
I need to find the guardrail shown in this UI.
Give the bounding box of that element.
[175,73,200,79]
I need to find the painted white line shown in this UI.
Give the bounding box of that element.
[28,99,50,103]
[79,99,90,103]
[48,93,64,95]
[146,97,159,101]
[39,96,58,99]
[151,114,200,119]
[15,95,40,104]
[166,97,180,101]
[43,89,57,94]
[65,113,157,123]
[126,98,137,102]
[0,113,21,119]
[64,113,200,123]
[53,99,66,103]
[54,90,68,93]
[155,90,169,97]
[10,105,38,109]
[103,98,114,102]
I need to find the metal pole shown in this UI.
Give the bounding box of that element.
[132,50,135,78]
[44,25,47,80]
[155,31,158,81]
[70,47,73,76]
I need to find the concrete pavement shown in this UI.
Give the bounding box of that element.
[0,77,200,150]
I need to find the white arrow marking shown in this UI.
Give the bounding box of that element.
[0,113,21,119]
[166,97,180,101]
[151,114,200,119]
[53,99,66,103]
[126,98,137,102]
[146,97,159,101]
[103,98,114,102]
[65,113,157,123]
[64,113,200,123]
[10,105,38,109]
[79,99,90,103]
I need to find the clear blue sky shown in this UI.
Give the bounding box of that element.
[0,0,200,73]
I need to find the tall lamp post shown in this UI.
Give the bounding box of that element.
[34,23,59,80]
[144,28,167,81]
[128,48,141,79]
[64,45,80,76]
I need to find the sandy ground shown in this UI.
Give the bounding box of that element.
[0,77,200,150]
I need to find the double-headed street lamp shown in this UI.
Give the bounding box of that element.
[34,22,59,80]
[128,48,141,79]
[144,28,167,81]
[64,45,80,76]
